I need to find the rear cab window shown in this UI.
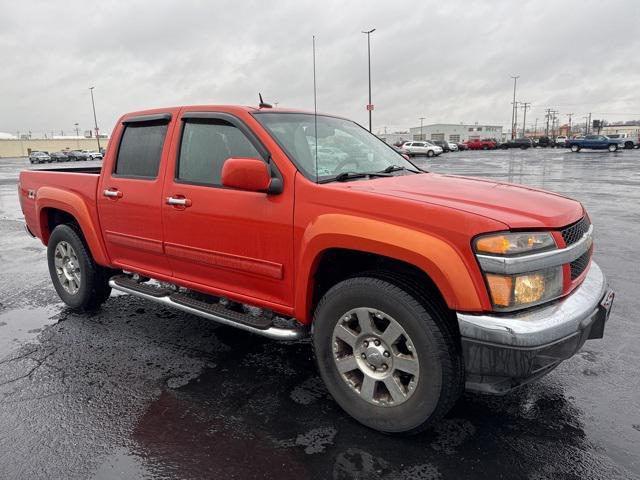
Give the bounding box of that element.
[114,116,170,179]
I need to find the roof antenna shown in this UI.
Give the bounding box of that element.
[312,35,318,184]
[258,93,272,109]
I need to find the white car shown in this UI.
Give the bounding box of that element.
[83,150,103,160]
[605,133,638,149]
[29,151,51,164]
[447,142,459,151]
[555,136,568,146]
[402,141,443,157]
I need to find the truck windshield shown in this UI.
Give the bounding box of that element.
[254,112,419,182]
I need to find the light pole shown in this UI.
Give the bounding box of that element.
[74,123,80,136]
[362,28,375,132]
[510,75,519,140]
[419,117,425,140]
[89,86,101,150]
[520,102,530,137]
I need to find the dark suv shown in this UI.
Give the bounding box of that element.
[499,138,534,149]
[430,140,450,152]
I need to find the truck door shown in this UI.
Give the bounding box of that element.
[161,110,294,309]
[97,112,176,277]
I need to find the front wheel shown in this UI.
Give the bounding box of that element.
[608,144,618,152]
[427,150,434,157]
[313,276,462,434]
[571,144,580,152]
[47,224,112,310]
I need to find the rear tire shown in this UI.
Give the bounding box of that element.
[313,276,462,435]
[47,224,111,310]
[608,144,618,152]
[571,144,580,152]
[427,150,434,157]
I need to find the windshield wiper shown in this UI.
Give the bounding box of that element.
[379,165,421,174]
[319,171,392,183]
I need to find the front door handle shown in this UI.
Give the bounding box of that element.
[103,189,122,198]
[166,196,192,207]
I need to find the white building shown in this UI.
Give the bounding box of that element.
[408,123,503,143]
[377,131,413,145]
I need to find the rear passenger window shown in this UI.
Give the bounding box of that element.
[177,120,262,186]
[115,122,168,178]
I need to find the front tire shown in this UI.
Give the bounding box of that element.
[47,224,112,310]
[313,276,462,434]
[608,144,618,152]
[427,150,434,157]
[571,144,580,152]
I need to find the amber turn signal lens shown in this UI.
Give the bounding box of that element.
[485,274,513,306]
[476,236,511,255]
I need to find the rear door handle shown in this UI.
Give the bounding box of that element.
[166,196,192,207]
[103,189,122,198]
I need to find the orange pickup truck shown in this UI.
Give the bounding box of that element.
[18,105,614,434]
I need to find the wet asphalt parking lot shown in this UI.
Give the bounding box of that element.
[0,148,639,480]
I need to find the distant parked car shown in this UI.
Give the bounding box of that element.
[456,142,469,151]
[465,139,497,150]
[430,140,451,152]
[29,151,51,164]
[567,135,620,152]
[67,150,90,161]
[499,138,534,149]
[83,150,104,160]
[50,152,69,162]
[555,136,568,147]
[605,133,638,149]
[536,136,553,147]
[401,141,443,157]
[447,142,458,151]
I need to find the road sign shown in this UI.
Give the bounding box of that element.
[366,104,374,111]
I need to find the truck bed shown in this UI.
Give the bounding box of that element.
[27,164,102,174]
[19,167,101,242]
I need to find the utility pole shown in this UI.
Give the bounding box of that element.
[510,75,519,140]
[362,28,376,132]
[534,118,538,137]
[551,110,558,138]
[419,117,425,140]
[513,101,519,139]
[587,112,592,135]
[89,86,101,150]
[520,102,530,137]
[74,123,80,137]
[545,109,551,137]
[566,113,574,136]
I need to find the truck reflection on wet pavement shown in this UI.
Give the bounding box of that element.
[0,150,638,479]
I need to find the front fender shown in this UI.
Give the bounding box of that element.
[295,214,487,323]
[36,186,110,266]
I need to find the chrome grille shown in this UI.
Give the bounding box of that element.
[561,217,590,246]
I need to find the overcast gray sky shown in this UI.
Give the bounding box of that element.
[1,0,639,137]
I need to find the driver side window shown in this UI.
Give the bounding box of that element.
[177,120,262,186]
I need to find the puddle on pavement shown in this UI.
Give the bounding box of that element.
[0,305,60,354]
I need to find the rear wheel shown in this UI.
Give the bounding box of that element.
[482,145,488,150]
[624,141,633,149]
[608,144,618,152]
[427,150,434,157]
[571,144,581,152]
[313,276,462,434]
[47,224,112,310]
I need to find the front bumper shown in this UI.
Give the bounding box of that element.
[457,261,614,394]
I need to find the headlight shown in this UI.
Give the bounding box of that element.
[485,266,563,311]
[475,232,556,256]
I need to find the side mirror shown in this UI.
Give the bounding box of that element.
[221,157,282,194]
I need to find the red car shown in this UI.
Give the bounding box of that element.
[465,139,498,150]
[18,105,613,434]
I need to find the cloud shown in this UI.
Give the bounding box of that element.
[0,0,638,137]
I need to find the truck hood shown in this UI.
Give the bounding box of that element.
[346,173,583,229]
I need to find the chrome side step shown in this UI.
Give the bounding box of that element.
[108,276,309,341]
